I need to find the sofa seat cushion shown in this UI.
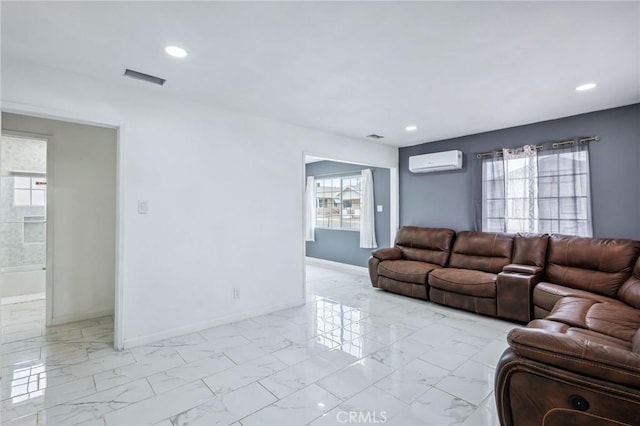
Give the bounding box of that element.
[533,282,621,314]
[428,268,497,297]
[543,296,640,342]
[528,318,631,351]
[378,260,439,285]
[584,302,640,341]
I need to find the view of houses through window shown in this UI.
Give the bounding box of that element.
[315,174,361,230]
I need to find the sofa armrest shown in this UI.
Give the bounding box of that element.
[371,247,403,261]
[495,346,640,426]
[496,270,542,322]
[508,327,640,389]
[502,263,543,275]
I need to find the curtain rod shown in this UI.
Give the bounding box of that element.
[552,136,600,148]
[475,135,599,159]
[310,169,369,179]
[476,145,542,159]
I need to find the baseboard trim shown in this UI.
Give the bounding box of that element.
[122,299,305,349]
[305,256,368,274]
[50,308,114,326]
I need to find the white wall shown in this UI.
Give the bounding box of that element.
[1,270,45,298]
[1,56,398,348]
[2,113,117,324]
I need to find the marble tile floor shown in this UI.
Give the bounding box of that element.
[0,263,520,425]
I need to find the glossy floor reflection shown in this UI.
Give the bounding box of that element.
[0,262,516,425]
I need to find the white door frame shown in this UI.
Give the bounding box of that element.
[2,101,126,350]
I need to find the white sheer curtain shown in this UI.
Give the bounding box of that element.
[360,169,378,248]
[305,176,316,242]
[359,169,377,248]
[502,145,539,233]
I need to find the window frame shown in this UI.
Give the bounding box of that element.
[481,147,592,237]
[13,175,47,207]
[314,174,362,232]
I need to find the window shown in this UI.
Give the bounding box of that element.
[13,176,46,207]
[482,145,592,237]
[315,174,361,230]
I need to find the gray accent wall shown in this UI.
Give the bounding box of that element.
[306,161,390,267]
[400,104,640,239]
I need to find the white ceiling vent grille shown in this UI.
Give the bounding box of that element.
[123,69,166,86]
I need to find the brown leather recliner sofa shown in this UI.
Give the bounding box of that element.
[369,227,640,425]
[496,237,640,426]
[369,227,549,322]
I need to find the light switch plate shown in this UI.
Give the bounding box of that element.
[377,205,383,212]
[138,201,148,214]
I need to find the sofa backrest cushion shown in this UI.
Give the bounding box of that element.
[619,256,640,309]
[395,226,456,267]
[512,233,549,267]
[448,231,514,273]
[546,235,640,298]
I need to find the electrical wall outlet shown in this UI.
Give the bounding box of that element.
[233,288,240,299]
[138,200,149,214]
[377,205,383,212]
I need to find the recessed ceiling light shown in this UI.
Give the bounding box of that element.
[575,83,596,91]
[405,125,418,132]
[165,46,188,58]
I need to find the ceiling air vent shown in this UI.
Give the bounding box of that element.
[366,134,384,139]
[123,69,166,86]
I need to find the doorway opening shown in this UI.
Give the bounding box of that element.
[1,112,119,353]
[0,133,48,306]
[303,154,394,270]
[302,153,397,357]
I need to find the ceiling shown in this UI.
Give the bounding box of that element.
[2,1,639,147]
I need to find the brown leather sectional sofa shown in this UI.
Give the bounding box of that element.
[368,226,640,426]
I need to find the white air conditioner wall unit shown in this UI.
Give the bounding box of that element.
[408,150,463,173]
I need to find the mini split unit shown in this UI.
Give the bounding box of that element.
[408,150,463,173]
